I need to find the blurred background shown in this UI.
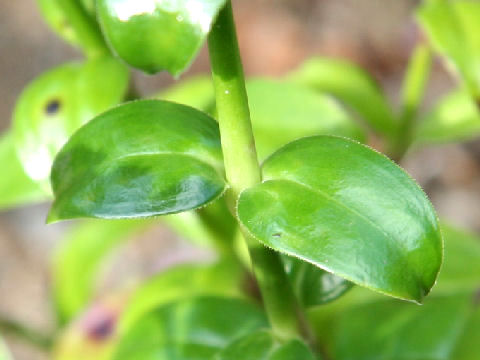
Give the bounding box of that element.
[1,0,479,359]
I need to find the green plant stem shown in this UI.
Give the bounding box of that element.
[0,316,53,351]
[57,0,109,58]
[390,43,432,161]
[207,1,308,342]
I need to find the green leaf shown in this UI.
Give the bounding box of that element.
[246,79,366,161]
[283,256,353,308]
[237,136,442,303]
[451,306,480,360]
[37,0,100,49]
[0,132,48,210]
[118,261,243,332]
[334,294,478,360]
[97,0,228,75]
[417,1,480,98]
[52,219,150,323]
[433,223,480,294]
[112,297,268,360]
[287,57,397,137]
[49,100,226,222]
[414,89,480,144]
[53,261,243,360]
[13,57,129,190]
[155,75,215,112]
[214,329,316,360]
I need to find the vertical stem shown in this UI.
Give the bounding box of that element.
[57,0,109,58]
[390,43,432,161]
[208,1,307,341]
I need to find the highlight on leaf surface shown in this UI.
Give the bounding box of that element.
[237,136,442,303]
[48,100,227,222]
[12,57,129,191]
[97,0,228,75]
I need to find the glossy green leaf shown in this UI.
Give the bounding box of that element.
[246,79,366,161]
[13,57,129,190]
[97,0,228,75]
[0,132,48,210]
[414,89,480,144]
[287,57,397,137]
[49,100,226,221]
[0,338,12,360]
[155,75,215,112]
[214,329,316,360]
[238,136,442,303]
[334,294,478,360]
[112,297,268,360]
[417,1,480,97]
[52,219,150,323]
[283,256,353,308]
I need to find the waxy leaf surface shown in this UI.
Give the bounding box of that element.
[112,297,268,360]
[415,89,480,144]
[49,100,226,221]
[13,58,129,190]
[97,0,227,75]
[238,136,442,302]
[214,329,316,360]
[283,255,353,308]
[417,1,480,97]
[0,132,47,210]
[288,57,397,137]
[247,79,365,160]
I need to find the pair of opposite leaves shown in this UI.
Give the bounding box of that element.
[18,0,442,303]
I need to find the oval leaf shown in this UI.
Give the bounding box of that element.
[13,57,129,190]
[97,0,227,75]
[283,255,353,308]
[214,329,316,360]
[112,297,268,360]
[287,57,397,138]
[48,100,226,221]
[237,136,442,302]
[246,79,366,161]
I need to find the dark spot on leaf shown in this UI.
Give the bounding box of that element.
[272,233,282,238]
[473,288,480,306]
[45,99,61,115]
